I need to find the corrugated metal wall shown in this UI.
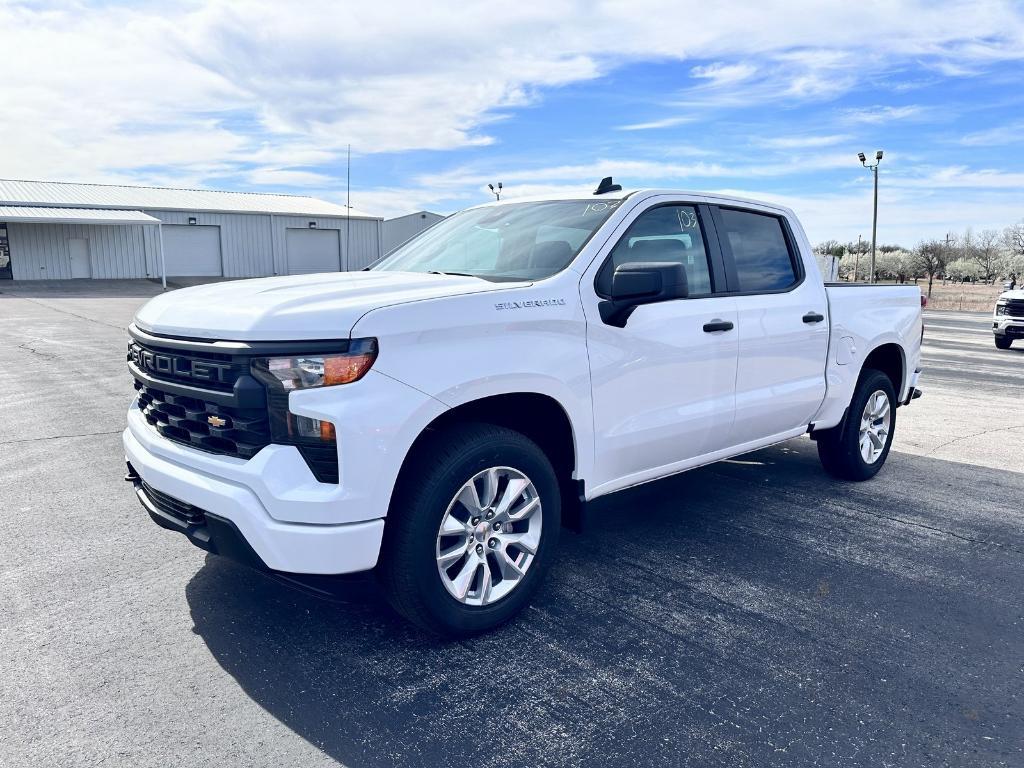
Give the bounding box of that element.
[7,222,148,280]
[4,211,382,280]
[383,213,444,254]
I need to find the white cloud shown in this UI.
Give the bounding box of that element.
[690,62,757,85]
[839,105,926,123]
[616,117,694,131]
[960,122,1024,146]
[245,168,338,187]
[1,0,1023,201]
[757,134,851,149]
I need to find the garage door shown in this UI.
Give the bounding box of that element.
[286,228,341,274]
[162,225,222,276]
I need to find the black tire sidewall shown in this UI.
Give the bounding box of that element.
[384,425,560,636]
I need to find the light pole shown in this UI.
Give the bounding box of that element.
[857,150,883,283]
[487,182,502,201]
[854,234,862,282]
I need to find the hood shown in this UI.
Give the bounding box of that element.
[134,271,528,340]
[999,289,1024,301]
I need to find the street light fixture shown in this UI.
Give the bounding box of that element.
[858,150,884,283]
[487,182,502,201]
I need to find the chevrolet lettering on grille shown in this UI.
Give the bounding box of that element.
[128,342,234,384]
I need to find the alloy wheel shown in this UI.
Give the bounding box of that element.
[435,466,543,606]
[859,389,891,464]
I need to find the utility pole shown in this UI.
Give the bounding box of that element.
[858,150,883,283]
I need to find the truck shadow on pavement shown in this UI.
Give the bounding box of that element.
[186,438,1023,768]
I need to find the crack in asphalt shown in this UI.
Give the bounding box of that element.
[0,429,123,445]
[17,340,59,360]
[923,423,1024,458]
[826,500,1024,556]
[3,294,128,331]
[706,462,1023,555]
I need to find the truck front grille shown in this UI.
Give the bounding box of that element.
[127,325,342,482]
[135,380,271,460]
[1002,298,1024,318]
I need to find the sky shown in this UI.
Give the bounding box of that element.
[2,0,1023,245]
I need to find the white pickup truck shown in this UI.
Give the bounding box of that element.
[124,181,924,636]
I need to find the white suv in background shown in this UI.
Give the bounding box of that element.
[993,289,1024,349]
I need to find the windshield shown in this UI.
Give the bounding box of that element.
[371,200,621,281]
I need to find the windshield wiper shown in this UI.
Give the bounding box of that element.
[427,270,483,278]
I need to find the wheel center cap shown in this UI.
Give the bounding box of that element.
[474,522,489,542]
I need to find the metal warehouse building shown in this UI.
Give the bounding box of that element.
[0,179,382,284]
[382,210,444,254]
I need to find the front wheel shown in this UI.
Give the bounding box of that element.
[994,335,1012,350]
[816,369,896,481]
[378,423,560,637]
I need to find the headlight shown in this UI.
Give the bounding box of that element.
[251,339,378,391]
[996,303,1008,316]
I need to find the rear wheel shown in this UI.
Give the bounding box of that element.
[994,335,1012,350]
[816,369,896,481]
[378,423,560,637]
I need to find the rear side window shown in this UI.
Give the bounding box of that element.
[717,208,798,292]
[597,205,713,296]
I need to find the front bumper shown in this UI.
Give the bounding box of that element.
[123,424,384,575]
[993,318,1024,338]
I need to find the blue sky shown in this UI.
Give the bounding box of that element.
[2,0,1023,245]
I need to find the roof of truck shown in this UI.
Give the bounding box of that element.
[477,188,796,218]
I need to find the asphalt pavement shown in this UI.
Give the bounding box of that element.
[1,281,1021,768]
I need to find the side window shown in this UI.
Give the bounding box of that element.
[717,208,798,292]
[596,205,713,296]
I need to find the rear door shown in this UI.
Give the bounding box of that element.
[709,204,829,445]
[583,199,739,494]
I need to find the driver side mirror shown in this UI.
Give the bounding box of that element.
[599,261,688,327]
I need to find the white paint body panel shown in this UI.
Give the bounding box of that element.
[127,188,924,574]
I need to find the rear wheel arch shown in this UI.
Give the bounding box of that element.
[861,342,905,396]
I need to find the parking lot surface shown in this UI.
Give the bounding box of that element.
[2,282,1022,768]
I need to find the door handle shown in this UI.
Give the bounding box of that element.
[702,319,734,333]
[802,312,825,324]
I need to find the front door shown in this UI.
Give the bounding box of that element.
[584,201,739,496]
[68,238,91,278]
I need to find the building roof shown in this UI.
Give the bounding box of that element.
[385,210,445,223]
[0,206,161,225]
[0,178,378,219]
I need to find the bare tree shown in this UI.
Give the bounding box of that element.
[972,229,1004,283]
[913,240,948,298]
[1005,221,1024,261]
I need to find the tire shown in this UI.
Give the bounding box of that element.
[378,422,561,637]
[816,369,897,481]
[994,335,1012,350]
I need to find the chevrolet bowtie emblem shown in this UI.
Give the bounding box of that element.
[207,415,227,428]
